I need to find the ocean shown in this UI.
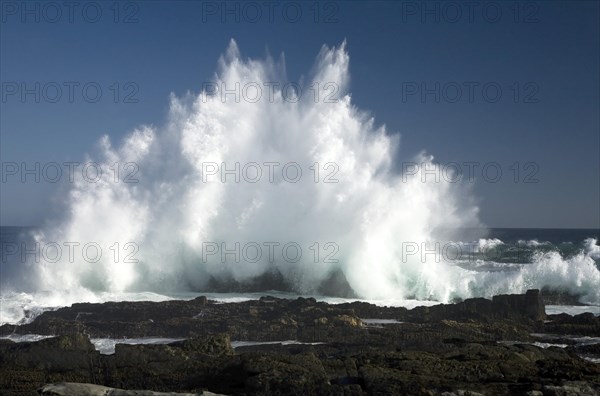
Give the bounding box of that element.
[1,226,599,326]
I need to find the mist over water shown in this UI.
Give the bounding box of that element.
[1,41,599,325]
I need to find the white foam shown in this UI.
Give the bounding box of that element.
[231,340,325,348]
[582,357,600,364]
[478,238,504,250]
[499,340,568,348]
[452,247,600,305]
[531,333,600,345]
[532,342,568,348]
[518,239,551,247]
[361,319,404,325]
[90,337,185,355]
[0,334,55,343]
[584,238,600,260]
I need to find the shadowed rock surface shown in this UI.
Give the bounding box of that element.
[0,290,599,395]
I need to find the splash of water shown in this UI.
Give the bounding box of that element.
[3,41,599,324]
[18,40,476,301]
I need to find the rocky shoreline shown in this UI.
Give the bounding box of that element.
[1,289,599,395]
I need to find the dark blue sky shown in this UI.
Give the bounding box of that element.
[1,0,599,228]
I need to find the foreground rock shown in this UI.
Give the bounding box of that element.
[0,290,599,395]
[38,382,224,395]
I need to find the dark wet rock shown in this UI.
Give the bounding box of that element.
[0,334,100,393]
[178,334,234,356]
[403,289,546,324]
[1,290,599,395]
[540,288,587,306]
[543,313,600,336]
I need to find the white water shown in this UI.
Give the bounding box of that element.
[1,41,600,325]
[361,319,405,325]
[231,340,325,349]
[0,291,176,325]
[0,334,55,343]
[91,337,185,355]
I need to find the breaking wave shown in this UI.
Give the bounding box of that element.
[1,41,599,325]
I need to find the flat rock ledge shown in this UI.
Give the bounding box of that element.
[38,382,225,396]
